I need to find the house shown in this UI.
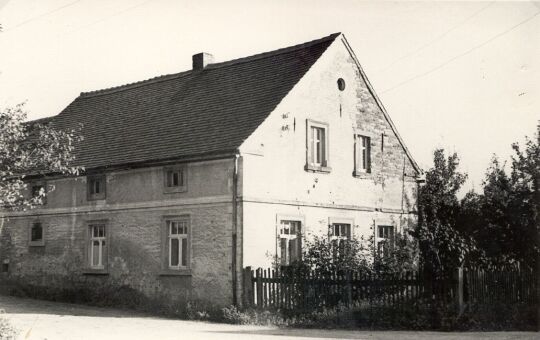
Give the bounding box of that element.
[0,33,421,307]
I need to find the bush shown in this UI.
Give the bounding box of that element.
[0,311,17,340]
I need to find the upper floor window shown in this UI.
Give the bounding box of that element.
[31,184,47,205]
[29,221,45,246]
[355,134,371,175]
[279,220,302,266]
[87,175,106,200]
[89,224,107,270]
[306,120,331,172]
[377,225,394,258]
[164,166,187,193]
[166,218,190,270]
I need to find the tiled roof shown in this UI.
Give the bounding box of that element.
[45,33,340,169]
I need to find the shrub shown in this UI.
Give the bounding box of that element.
[0,311,17,340]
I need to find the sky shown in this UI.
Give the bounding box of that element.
[0,0,538,193]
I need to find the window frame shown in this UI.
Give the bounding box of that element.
[354,131,373,176]
[376,225,395,258]
[328,217,354,259]
[85,220,109,274]
[28,221,45,247]
[160,215,191,275]
[163,165,188,193]
[276,214,305,267]
[305,119,331,173]
[87,174,106,201]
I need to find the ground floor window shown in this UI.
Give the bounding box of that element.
[89,224,107,269]
[29,221,45,246]
[329,223,351,259]
[167,219,189,269]
[377,225,394,258]
[279,220,302,266]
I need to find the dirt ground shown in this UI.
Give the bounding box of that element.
[0,295,538,340]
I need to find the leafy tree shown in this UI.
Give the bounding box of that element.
[414,149,475,274]
[0,103,82,210]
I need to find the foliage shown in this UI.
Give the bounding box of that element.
[456,126,539,269]
[287,231,418,277]
[413,149,476,273]
[0,103,82,210]
[0,311,16,340]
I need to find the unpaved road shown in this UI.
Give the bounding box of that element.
[0,295,537,340]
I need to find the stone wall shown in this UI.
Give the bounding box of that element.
[0,159,236,307]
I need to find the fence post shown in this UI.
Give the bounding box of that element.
[242,266,253,307]
[455,267,464,314]
[347,271,353,307]
[256,268,263,308]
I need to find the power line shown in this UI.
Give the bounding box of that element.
[381,10,540,94]
[66,0,157,35]
[375,1,495,75]
[2,0,83,33]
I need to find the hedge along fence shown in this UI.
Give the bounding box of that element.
[242,266,538,313]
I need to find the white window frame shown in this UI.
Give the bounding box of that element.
[167,220,189,269]
[377,225,395,258]
[354,133,372,176]
[276,215,305,266]
[305,120,331,172]
[328,217,354,259]
[89,224,107,270]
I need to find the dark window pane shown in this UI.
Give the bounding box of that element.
[31,223,43,241]
[170,238,179,266]
[181,238,187,267]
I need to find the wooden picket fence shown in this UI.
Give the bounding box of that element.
[242,266,459,310]
[242,266,538,311]
[465,267,538,304]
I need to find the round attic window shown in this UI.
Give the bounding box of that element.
[337,78,346,91]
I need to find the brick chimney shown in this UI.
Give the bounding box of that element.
[192,52,214,70]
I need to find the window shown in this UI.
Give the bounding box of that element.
[337,78,346,91]
[279,220,302,266]
[167,220,189,269]
[89,224,107,269]
[329,221,352,260]
[29,222,45,246]
[163,166,187,193]
[31,184,47,205]
[377,225,394,258]
[306,120,330,172]
[87,175,106,200]
[355,135,371,175]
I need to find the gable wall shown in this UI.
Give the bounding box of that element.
[240,37,419,268]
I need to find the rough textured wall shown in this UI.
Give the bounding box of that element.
[240,37,419,268]
[0,159,235,306]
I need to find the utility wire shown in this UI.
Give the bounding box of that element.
[2,0,83,33]
[381,10,540,94]
[375,1,495,75]
[66,0,157,35]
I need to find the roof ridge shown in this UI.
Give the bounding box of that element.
[79,32,341,99]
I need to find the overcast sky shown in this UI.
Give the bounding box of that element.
[0,0,538,192]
